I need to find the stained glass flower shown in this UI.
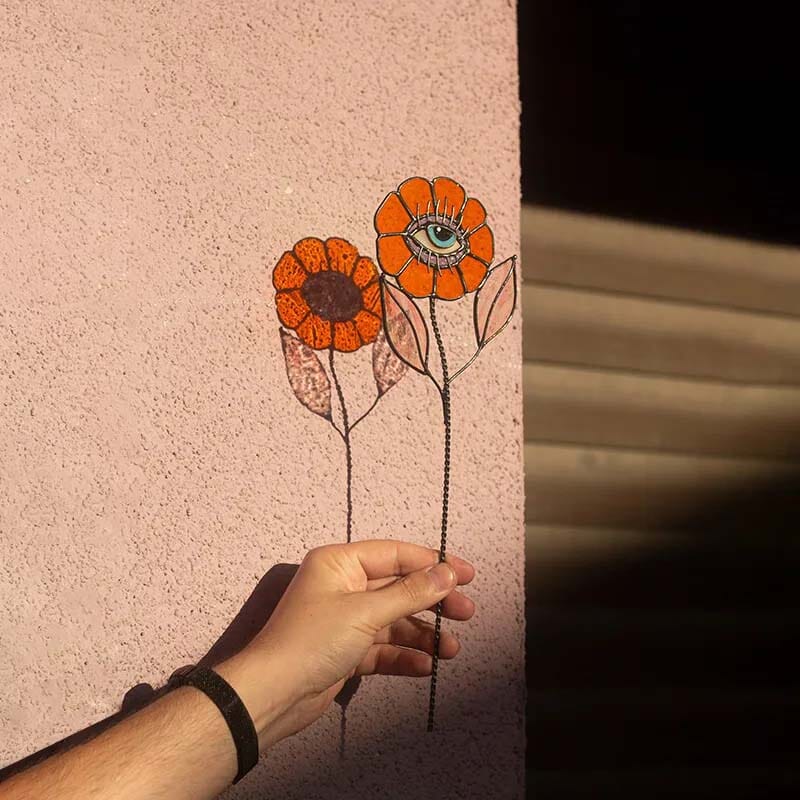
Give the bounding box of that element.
[273,237,382,351]
[373,176,495,300]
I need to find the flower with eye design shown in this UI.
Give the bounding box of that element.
[273,237,382,351]
[373,176,494,300]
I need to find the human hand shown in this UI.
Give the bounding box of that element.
[215,540,475,748]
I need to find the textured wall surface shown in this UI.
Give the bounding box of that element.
[0,2,523,796]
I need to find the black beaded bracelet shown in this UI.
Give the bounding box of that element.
[169,665,259,784]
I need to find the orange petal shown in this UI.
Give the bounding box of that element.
[398,259,434,297]
[326,237,359,276]
[353,309,381,344]
[296,313,332,350]
[468,225,494,265]
[375,192,412,234]
[273,251,308,290]
[352,255,378,288]
[398,177,434,217]
[275,289,311,329]
[376,235,412,276]
[293,237,329,274]
[458,255,488,293]
[460,197,487,232]
[435,266,465,301]
[333,320,361,352]
[432,177,466,219]
[361,281,381,315]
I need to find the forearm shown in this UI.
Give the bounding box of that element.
[1,541,473,799]
[1,655,286,800]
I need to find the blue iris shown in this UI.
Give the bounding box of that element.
[426,224,457,249]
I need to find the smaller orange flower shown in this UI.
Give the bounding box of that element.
[373,176,494,300]
[273,237,382,352]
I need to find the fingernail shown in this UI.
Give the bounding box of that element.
[448,554,473,571]
[428,562,456,592]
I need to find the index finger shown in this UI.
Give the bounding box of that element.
[348,540,474,585]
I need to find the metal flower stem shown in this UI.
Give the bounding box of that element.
[328,347,358,762]
[328,348,353,544]
[427,295,452,732]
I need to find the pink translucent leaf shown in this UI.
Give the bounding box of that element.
[372,328,408,396]
[474,255,518,347]
[380,279,429,374]
[279,328,332,420]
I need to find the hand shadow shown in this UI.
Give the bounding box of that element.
[124,562,298,712]
[1,563,299,782]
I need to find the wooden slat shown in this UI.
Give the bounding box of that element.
[520,210,800,792]
[522,284,800,385]
[528,605,800,689]
[525,523,682,560]
[530,688,800,770]
[532,687,800,720]
[524,442,800,529]
[531,768,800,799]
[523,362,800,459]
[521,205,800,316]
[525,523,800,563]
[525,524,800,610]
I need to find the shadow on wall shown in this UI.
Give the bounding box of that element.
[0,563,296,783]
[4,471,800,797]
[0,563,523,797]
[528,460,800,798]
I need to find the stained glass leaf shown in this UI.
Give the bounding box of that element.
[474,255,517,347]
[380,279,429,374]
[279,328,332,420]
[372,328,408,396]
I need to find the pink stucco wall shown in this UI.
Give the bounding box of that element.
[0,2,523,796]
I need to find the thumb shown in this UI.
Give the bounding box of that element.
[365,562,457,629]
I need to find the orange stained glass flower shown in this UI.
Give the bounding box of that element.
[373,176,495,300]
[273,237,382,352]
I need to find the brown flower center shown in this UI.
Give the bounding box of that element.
[302,271,362,322]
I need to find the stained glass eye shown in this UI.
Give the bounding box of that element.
[427,224,457,248]
[411,223,461,255]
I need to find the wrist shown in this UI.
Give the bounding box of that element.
[213,647,297,750]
